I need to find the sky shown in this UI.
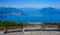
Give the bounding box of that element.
[0,0,60,8]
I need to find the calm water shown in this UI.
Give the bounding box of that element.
[0,13,60,23]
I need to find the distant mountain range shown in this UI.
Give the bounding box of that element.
[0,7,24,16]
[40,7,60,14]
[0,7,60,16]
[0,7,60,22]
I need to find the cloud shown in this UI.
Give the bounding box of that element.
[11,12,21,16]
[0,13,10,16]
[0,3,3,5]
[0,15,1,16]
[0,12,22,16]
[0,3,9,7]
[27,14,43,17]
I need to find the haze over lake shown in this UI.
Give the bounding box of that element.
[0,0,60,22]
[0,7,60,22]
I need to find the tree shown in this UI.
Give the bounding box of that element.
[57,24,60,31]
[3,20,10,33]
[0,20,5,31]
[41,23,45,30]
[3,20,17,33]
[19,22,29,34]
[0,20,2,26]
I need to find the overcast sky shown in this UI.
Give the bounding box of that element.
[0,0,60,8]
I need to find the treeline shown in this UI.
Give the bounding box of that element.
[0,20,60,31]
[0,20,60,27]
[42,22,60,28]
[0,20,29,31]
[0,20,29,26]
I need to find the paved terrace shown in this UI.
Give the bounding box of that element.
[0,25,60,35]
[0,31,60,35]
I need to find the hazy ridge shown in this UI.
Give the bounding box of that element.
[0,7,60,22]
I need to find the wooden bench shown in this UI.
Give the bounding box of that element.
[4,24,23,33]
[4,24,29,33]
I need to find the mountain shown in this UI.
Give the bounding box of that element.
[0,7,60,22]
[0,7,24,16]
[38,7,60,22]
[20,8,40,15]
[40,7,60,14]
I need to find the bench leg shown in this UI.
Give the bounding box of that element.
[4,31,8,34]
[4,29,8,34]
